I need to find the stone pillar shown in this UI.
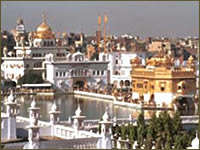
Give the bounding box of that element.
[23,98,40,149]
[49,102,60,136]
[5,90,19,140]
[72,104,86,138]
[49,102,60,125]
[98,107,113,149]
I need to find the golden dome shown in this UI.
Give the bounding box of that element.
[34,13,55,39]
[188,55,194,62]
[37,23,52,33]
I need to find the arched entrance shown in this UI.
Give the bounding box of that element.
[74,80,85,89]
[176,96,195,115]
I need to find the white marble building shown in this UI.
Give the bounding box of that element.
[99,52,145,88]
[1,15,68,83]
[45,51,109,91]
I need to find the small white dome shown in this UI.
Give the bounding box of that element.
[102,107,110,121]
[51,102,58,111]
[31,99,37,108]
[113,116,117,122]
[8,90,14,103]
[75,104,82,116]
[191,132,199,149]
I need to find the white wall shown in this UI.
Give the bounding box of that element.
[154,93,173,106]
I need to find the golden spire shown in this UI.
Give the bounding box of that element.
[98,14,101,54]
[103,13,108,53]
[42,12,46,24]
[98,14,101,25]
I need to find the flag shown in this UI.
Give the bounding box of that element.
[104,14,108,24]
[98,15,101,24]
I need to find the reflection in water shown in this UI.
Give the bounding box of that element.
[2,94,177,122]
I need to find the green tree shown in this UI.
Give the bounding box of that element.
[128,124,137,144]
[121,124,127,140]
[144,131,153,149]
[137,113,147,147]
[18,71,44,84]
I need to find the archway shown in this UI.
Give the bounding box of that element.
[176,96,195,115]
[74,80,85,89]
[125,80,130,87]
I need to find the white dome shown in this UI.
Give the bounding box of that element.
[8,90,14,103]
[72,51,84,61]
[66,53,72,61]
[73,51,83,57]
[102,107,110,121]
[51,102,58,111]
[75,104,82,116]
[31,99,37,108]
[191,134,199,149]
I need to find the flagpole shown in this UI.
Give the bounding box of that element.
[104,14,107,53]
[98,14,101,54]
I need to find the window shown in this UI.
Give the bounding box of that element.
[97,70,99,76]
[101,70,104,75]
[56,72,58,77]
[103,55,106,61]
[115,59,118,64]
[63,72,66,76]
[160,82,166,92]
[71,70,74,76]
[161,87,165,91]
[1,120,4,129]
[137,83,143,88]
[93,71,95,75]
[132,80,136,88]
[144,81,148,89]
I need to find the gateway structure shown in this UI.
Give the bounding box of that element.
[1,14,68,83]
[45,51,109,91]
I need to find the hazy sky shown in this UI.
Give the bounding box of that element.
[1,1,199,38]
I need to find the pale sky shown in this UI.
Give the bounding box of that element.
[1,1,199,38]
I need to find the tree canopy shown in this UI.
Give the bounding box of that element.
[18,71,44,85]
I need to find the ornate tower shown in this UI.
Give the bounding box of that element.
[16,17,26,34]
[5,90,20,139]
[49,102,60,125]
[49,102,60,136]
[72,104,86,138]
[97,107,112,149]
[24,98,40,149]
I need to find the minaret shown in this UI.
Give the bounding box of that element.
[5,89,20,139]
[16,17,26,34]
[24,98,40,149]
[49,102,60,136]
[72,104,86,138]
[103,14,108,53]
[98,14,102,54]
[98,107,112,149]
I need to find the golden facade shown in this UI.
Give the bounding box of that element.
[131,55,196,104]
